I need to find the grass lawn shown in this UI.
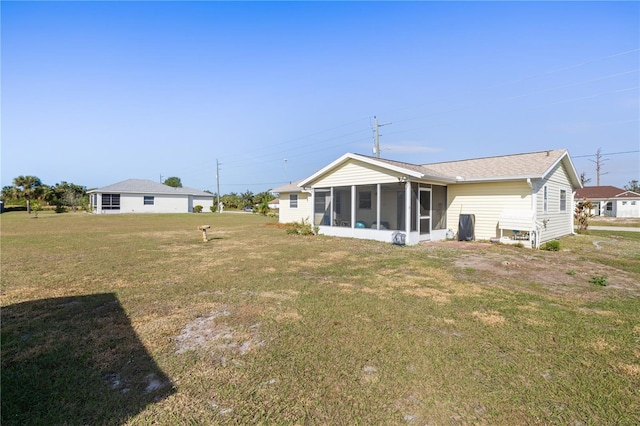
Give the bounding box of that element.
[2,211,639,425]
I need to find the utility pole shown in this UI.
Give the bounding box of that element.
[160,174,163,183]
[373,116,392,158]
[216,159,221,213]
[588,148,608,186]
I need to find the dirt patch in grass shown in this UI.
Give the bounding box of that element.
[441,239,640,299]
[175,309,264,365]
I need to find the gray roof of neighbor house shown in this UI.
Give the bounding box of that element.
[88,179,212,196]
[575,186,640,200]
[303,149,580,188]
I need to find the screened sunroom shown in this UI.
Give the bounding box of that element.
[309,182,448,245]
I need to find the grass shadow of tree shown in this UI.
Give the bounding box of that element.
[1,293,175,425]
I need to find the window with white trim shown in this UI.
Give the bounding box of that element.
[144,196,154,205]
[543,186,548,213]
[559,189,566,212]
[290,194,298,208]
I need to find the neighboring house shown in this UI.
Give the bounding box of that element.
[268,198,280,210]
[280,149,581,247]
[88,179,214,214]
[574,186,640,218]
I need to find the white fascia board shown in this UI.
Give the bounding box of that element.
[298,153,424,187]
[419,174,458,184]
[615,191,640,198]
[453,175,541,184]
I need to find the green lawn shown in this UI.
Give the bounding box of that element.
[2,211,639,425]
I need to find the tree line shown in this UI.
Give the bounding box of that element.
[2,176,87,214]
[1,175,276,214]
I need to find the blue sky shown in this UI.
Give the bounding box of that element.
[2,1,638,194]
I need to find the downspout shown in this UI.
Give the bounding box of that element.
[570,189,576,235]
[308,188,315,226]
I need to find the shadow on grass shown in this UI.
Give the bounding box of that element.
[1,293,174,425]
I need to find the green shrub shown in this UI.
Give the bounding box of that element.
[286,219,315,236]
[589,275,608,286]
[541,240,560,251]
[193,205,203,213]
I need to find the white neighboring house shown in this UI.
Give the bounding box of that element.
[88,179,214,214]
[574,186,640,218]
[268,198,280,210]
[278,149,582,247]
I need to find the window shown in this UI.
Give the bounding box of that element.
[290,194,298,208]
[144,196,154,205]
[101,194,120,210]
[559,190,566,212]
[622,201,628,206]
[543,186,548,213]
[632,201,637,206]
[358,191,371,209]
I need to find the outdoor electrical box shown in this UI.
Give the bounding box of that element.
[458,214,475,241]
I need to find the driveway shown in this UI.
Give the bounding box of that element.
[576,226,640,232]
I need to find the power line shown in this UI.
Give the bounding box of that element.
[166,49,640,188]
[573,150,639,158]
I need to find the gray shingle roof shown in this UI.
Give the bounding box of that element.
[355,149,569,181]
[423,149,567,181]
[89,179,211,196]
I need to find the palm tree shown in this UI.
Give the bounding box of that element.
[13,175,44,214]
[2,185,17,201]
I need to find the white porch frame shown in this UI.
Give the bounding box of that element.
[313,181,446,245]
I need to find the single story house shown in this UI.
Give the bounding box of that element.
[276,149,582,247]
[268,198,280,210]
[88,179,214,214]
[574,186,640,218]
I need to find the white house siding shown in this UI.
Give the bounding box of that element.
[534,162,574,242]
[312,160,400,187]
[192,196,215,212]
[121,193,189,213]
[617,199,640,217]
[95,193,213,214]
[278,192,311,224]
[447,181,532,240]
